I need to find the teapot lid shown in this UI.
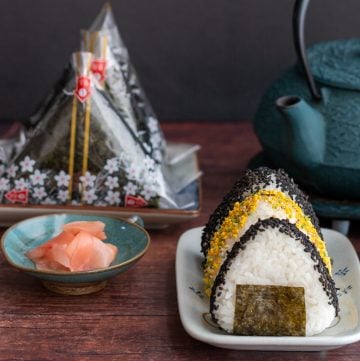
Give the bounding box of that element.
[307,39,360,91]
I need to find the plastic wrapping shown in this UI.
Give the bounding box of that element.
[4,4,201,211]
[28,3,165,165]
[83,3,165,163]
[0,121,26,172]
[0,52,178,208]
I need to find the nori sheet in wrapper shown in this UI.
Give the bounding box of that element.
[86,3,165,163]
[26,63,73,129]
[233,285,306,336]
[0,52,177,208]
[26,3,165,165]
[81,31,140,141]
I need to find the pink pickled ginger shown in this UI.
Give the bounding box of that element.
[63,220,106,240]
[26,221,118,272]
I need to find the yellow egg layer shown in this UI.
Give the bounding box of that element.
[204,189,331,297]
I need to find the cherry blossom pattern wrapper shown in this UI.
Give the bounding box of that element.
[0,52,178,209]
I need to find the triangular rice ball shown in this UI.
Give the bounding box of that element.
[202,167,321,258]
[202,187,331,296]
[27,3,165,164]
[1,52,175,208]
[210,218,339,336]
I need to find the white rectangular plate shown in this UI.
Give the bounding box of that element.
[176,227,360,351]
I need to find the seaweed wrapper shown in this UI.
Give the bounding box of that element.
[233,284,306,336]
[27,3,165,165]
[0,52,177,209]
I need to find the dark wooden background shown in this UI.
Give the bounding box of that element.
[1,0,360,121]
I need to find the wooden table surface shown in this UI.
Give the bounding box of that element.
[1,121,360,361]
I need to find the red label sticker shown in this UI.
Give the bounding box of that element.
[5,189,29,204]
[75,75,92,102]
[125,195,148,208]
[91,59,107,82]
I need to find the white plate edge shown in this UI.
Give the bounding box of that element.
[175,226,360,349]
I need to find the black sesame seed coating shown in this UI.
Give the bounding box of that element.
[201,167,322,258]
[209,217,339,330]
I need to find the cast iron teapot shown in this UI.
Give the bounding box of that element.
[254,0,360,199]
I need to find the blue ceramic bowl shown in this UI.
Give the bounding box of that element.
[1,214,150,295]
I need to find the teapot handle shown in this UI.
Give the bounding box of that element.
[293,0,322,101]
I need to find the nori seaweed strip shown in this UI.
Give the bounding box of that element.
[201,167,322,257]
[233,284,306,336]
[209,217,339,329]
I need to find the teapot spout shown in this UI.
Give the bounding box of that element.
[276,95,326,167]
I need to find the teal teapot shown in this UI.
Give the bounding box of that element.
[254,0,360,199]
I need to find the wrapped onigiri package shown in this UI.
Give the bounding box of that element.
[84,3,165,164]
[0,52,179,208]
[28,3,165,165]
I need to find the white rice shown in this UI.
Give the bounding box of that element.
[212,226,335,336]
[222,199,299,267]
